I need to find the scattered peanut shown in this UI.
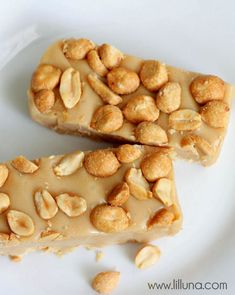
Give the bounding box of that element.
[59,67,82,109]
[87,50,108,77]
[115,144,142,163]
[31,64,61,92]
[56,193,87,217]
[135,122,168,145]
[152,178,173,206]
[84,150,120,177]
[54,151,84,176]
[34,190,58,220]
[87,73,122,105]
[156,82,181,113]
[141,152,172,182]
[0,164,9,187]
[200,101,230,128]
[90,204,130,233]
[92,271,120,294]
[0,193,10,214]
[168,109,202,131]
[107,182,129,206]
[62,38,95,60]
[140,60,168,91]
[135,245,161,269]
[123,95,159,124]
[125,168,152,200]
[107,67,140,95]
[7,210,35,237]
[99,43,124,69]
[190,75,225,104]
[91,105,123,133]
[11,156,39,174]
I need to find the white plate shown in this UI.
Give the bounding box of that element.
[0,1,234,294]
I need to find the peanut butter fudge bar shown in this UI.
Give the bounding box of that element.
[0,145,181,256]
[28,38,233,166]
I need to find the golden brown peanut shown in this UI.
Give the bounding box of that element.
[168,109,202,131]
[87,73,122,105]
[91,105,123,133]
[148,208,174,228]
[123,95,159,124]
[31,64,61,92]
[190,75,225,104]
[92,271,120,294]
[34,190,58,220]
[125,168,152,200]
[141,152,172,182]
[54,151,84,176]
[87,49,108,77]
[107,182,130,206]
[181,134,213,156]
[135,245,161,269]
[115,144,142,163]
[0,165,9,188]
[39,231,62,242]
[107,67,140,95]
[84,150,120,177]
[7,210,35,237]
[99,44,124,69]
[62,38,95,60]
[152,178,173,206]
[0,193,10,214]
[59,67,82,109]
[11,156,39,174]
[200,101,230,128]
[90,204,130,233]
[34,89,55,113]
[156,82,181,113]
[56,193,87,217]
[140,60,168,91]
[135,122,168,145]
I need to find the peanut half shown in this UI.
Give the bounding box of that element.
[123,95,159,124]
[34,190,58,220]
[190,75,225,104]
[91,105,123,133]
[34,89,55,113]
[62,38,95,60]
[59,67,82,109]
[54,151,84,176]
[87,50,108,77]
[7,210,35,237]
[140,60,168,91]
[31,64,61,92]
[56,193,87,217]
[115,144,142,163]
[107,67,140,95]
[99,43,124,69]
[92,271,120,294]
[11,156,39,174]
[168,109,202,131]
[152,178,173,206]
[125,168,152,200]
[181,134,213,156]
[156,82,181,113]
[135,245,161,269]
[107,182,130,206]
[135,122,168,145]
[87,73,122,105]
[141,152,172,182]
[90,204,130,233]
[0,164,9,187]
[0,193,10,214]
[148,208,174,228]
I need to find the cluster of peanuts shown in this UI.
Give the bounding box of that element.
[31,38,230,158]
[0,145,175,241]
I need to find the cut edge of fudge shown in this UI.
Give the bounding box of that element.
[0,145,182,257]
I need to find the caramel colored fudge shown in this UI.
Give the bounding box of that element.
[0,145,181,257]
[28,38,234,166]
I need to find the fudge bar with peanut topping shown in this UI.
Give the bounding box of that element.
[0,145,181,257]
[28,38,234,166]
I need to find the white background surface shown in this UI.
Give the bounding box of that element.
[0,0,235,294]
